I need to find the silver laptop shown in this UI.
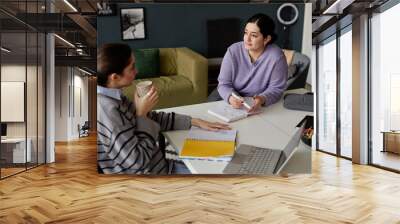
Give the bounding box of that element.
[223,122,305,175]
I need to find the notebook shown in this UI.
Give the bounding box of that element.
[179,127,237,161]
[207,101,261,123]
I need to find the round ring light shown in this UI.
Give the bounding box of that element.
[277,3,299,26]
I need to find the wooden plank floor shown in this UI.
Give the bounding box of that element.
[1,135,400,223]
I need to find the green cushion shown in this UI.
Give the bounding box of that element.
[134,48,160,79]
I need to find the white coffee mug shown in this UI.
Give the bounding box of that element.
[136,81,153,97]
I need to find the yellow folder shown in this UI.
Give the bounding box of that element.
[180,139,235,158]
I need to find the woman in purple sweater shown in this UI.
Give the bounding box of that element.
[208,13,288,112]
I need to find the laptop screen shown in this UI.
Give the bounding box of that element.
[273,121,305,174]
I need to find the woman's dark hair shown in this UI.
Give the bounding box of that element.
[97,43,132,87]
[246,13,277,44]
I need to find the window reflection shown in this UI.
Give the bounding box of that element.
[318,37,337,155]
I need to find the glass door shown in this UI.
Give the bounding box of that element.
[370,3,400,171]
[339,27,352,159]
[1,28,28,178]
[317,35,337,155]
[0,1,47,179]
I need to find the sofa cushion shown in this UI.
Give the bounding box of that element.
[134,48,160,79]
[122,47,207,109]
[159,48,177,76]
[155,75,193,98]
[123,75,194,108]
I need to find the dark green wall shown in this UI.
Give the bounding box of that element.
[98,3,304,57]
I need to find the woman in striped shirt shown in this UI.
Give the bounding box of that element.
[97,43,229,175]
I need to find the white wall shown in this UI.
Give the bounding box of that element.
[71,72,89,139]
[75,71,89,139]
[54,67,89,141]
[55,66,69,141]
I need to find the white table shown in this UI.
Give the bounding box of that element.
[160,89,313,174]
[1,138,32,163]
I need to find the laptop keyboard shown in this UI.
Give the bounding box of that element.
[237,148,279,174]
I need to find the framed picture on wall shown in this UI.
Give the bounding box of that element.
[120,8,146,40]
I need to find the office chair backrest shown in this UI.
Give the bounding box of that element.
[285,51,310,90]
[82,121,90,130]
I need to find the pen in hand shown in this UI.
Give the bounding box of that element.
[230,92,244,109]
[231,92,243,101]
[232,92,255,110]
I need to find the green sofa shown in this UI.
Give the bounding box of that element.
[123,47,208,109]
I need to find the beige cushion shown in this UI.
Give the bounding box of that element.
[123,75,194,109]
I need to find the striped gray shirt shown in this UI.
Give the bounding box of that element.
[97,86,191,174]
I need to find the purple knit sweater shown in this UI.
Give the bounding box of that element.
[217,42,288,106]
